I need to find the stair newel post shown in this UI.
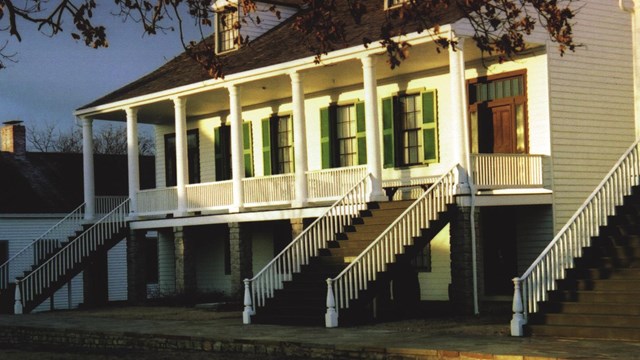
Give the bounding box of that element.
[14,280,23,315]
[242,279,253,324]
[325,278,338,328]
[510,277,526,336]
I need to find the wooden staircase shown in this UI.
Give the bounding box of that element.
[252,200,450,326]
[529,187,640,340]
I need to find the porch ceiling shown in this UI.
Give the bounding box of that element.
[92,40,488,125]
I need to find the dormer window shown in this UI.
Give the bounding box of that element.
[217,8,239,53]
[385,0,405,9]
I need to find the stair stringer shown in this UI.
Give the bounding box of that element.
[14,199,131,314]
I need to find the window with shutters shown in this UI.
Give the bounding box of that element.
[262,115,294,176]
[216,9,239,53]
[164,129,200,187]
[214,122,253,180]
[382,90,439,168]
[319,102,366,169]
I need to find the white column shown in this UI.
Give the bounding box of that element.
[125,107,140,216]
[290,71,308,207]
[361,55,386,202]
[173,97,189,216]
[229,84,244,212]
[82,117,95,220]
[449,36,470,189]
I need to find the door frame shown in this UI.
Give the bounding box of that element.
[467,70,529,154]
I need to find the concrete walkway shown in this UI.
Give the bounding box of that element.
[0,307,639,359]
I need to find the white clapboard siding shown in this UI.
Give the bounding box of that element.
[108,239,128,301]
[157,230,176,295]
[547,0,635,232]
[240,2,298,43]
[418,224,451,301]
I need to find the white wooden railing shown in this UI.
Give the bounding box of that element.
[0,204,85,292]
[242,174,371,324]
[0,196,125,294]
[186,181,233,211]
[96,196,128,215]
[243,174,295,206]
[472,154,546,189]
[137,187,178,214]
[14,199,131,314]
[307,166,368,201]
[325,165,458,327]
[511,139,640,336]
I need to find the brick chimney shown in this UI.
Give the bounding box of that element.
[1,121,27,157]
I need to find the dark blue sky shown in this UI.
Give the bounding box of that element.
[0,4,201,133]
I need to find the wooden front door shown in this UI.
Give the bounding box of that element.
[490,102,516,153]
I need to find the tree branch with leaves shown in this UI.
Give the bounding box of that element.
[0,0,577,74]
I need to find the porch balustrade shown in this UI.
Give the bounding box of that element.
[307,166,368,201]
[186,181,233,211]
[137,187,178,215]
[243,174,295,207]
[471,154,547,189]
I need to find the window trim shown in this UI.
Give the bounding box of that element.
[383,89,439,169]
[320,101,366,169]
[164,129,201,187]
[216,8,240,54]
[467,69,528,154]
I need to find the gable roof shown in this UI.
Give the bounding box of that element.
[0,152,155,214]
[79,2,463,110]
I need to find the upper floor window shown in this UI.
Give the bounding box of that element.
[217,9,239,53]
[319,103,367,169]
[386,0,405,9]
[164,129,200,187]
[262,114,294,175]
[214,122,254,180]
[382,90,439,168]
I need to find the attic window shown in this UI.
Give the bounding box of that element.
[217,8,239,53]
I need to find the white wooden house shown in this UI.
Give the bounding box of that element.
[33,0,639,336]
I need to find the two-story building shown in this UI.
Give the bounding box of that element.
[22,0,634,334]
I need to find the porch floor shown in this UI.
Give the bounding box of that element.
[0,305,637,359]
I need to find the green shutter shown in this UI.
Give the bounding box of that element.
[355,102,367,165]
[382,97,395,168]
[320,107,332,169]
[214,126,223,181]
[421,90,438,163]
[261,118,272,176]
[243,121,254,177]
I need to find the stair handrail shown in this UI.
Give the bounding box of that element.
[0,202,86,291]
[14,198,131,313]
[242,173,371,323]
[325,165,458,327]
[513,138,640,328]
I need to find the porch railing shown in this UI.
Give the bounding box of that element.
[186,181,233,211]
[472,154,546,189]
[242,173,371,324]
[0,204,85,292]
[325,165,458,327]
[511,139,640,335]
[137,187,178,214]
[243,174,295,207]
[307,166,368,201]
[15,199,131,314]
[96,196,128,215]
